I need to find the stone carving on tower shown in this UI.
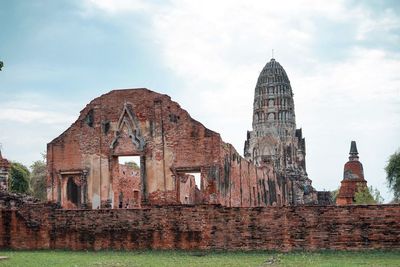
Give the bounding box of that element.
[244,58,317,205]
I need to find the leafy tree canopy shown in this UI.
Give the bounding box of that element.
[354,183,383,204]
[125,161,140,170]
[30,158,47,201]
[385,150,400,203]
[9,162,30,193]
[331,188,339,203]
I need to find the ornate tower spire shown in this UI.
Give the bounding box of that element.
[244,58,297,165]
[243,58,316,205]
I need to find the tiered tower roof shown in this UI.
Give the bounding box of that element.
[251,58,296,140]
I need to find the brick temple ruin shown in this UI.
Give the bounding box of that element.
[1,59,398,251]
[46,58,321,209]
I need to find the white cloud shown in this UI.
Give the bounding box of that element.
[356,7,400,41]
[78,0,400,201]
[0,95,78,168]
[82,0,151,16]
[0,94,76,125]
[0,108,74,124]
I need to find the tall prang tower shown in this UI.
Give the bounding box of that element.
[244,58,316,205]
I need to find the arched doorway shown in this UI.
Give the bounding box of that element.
[67,176,80,206]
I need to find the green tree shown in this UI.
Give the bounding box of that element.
[331,188,339,203]
[385,150,400,203]
[125,161,140,170]
[9,162,30,193]
[30,158,47,201]
[372,186,384,204]
[354,183,383,204]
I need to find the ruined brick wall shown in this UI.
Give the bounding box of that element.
[178,174,197,205]
[113,164,141,208]
[317,191,333,205]
[1,201,399,251]
[47,89,231,208]
[47,89,283,209]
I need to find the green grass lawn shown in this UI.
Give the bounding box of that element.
[0,250,399,267]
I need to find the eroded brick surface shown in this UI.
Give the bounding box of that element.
[112,164,141,208]
[0,194,399,251]
[47,89,290,209]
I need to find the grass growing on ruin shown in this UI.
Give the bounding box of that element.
[0,250,399,267]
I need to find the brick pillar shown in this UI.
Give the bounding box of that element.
[81,170,88,209]
[151,99,166,202]
[57,174,62,206]
[140,155,147,204]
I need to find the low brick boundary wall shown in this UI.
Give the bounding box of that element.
[1,204,399,251]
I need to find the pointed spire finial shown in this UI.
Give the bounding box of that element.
[349,141,359,160]
[350,141,358,154]
[272,49,274,59]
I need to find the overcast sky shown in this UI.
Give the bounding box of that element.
[0,0,399,202]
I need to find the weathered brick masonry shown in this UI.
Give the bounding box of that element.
[47,88,290,209]
[1,196,399,251]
